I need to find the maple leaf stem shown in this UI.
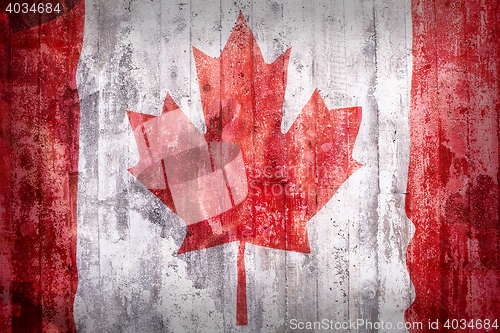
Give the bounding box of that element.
[236,241,248,326]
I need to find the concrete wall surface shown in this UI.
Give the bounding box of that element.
[74,0,413,332]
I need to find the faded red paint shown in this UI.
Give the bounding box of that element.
[128,13,362,325]
[406,0,500,330]
[0,1,85,332]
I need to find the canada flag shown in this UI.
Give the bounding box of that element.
[0,0,498,332]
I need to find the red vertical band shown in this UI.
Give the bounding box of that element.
[0,1,85,332]
[406,0,500,330]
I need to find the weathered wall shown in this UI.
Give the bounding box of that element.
[74,0,413,332]
[3,0,499,332]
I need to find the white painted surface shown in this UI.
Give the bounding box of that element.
[75,0,414,331]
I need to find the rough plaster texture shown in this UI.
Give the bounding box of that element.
[74,0,413,331]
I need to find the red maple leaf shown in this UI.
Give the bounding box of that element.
[127,13,361,326]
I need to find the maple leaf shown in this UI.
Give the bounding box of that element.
[127,13,362,326]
